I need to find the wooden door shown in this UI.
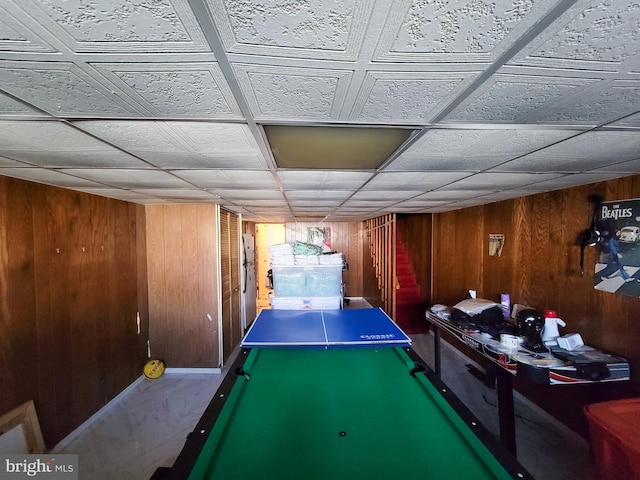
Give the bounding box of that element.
[220,209,242,363]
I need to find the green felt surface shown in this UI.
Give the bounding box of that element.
[188,347,514,480]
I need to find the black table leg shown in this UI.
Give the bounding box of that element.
[433,325,441,379]
[495,366,517,457]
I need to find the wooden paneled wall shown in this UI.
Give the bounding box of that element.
[0,177,146,449]
[426,176,640,437]
[145,204,219,368]
[284,221,364,297]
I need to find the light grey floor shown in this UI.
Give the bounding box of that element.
[54,299,596,479]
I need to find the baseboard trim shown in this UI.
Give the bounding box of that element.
[51,375,145,453]
[164,368,222,374]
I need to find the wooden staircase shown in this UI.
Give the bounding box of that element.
[394,238,428,334]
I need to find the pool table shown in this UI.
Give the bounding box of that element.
[152,345,532,479]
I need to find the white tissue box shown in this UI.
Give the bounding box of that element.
[557,333,584,350]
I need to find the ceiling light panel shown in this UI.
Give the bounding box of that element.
[265,125,413,169]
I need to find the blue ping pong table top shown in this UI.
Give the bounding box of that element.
[241,308,411,348]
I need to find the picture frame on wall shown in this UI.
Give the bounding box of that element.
[594,198,640,297]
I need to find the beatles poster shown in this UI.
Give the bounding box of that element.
[594,198,640,297]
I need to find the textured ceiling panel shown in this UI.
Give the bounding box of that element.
[174,169,276,189]
[0,0,638,222]
[0,61,147,117]
[16,0,210,53]
[59,168,193,189]
[234,63,352,121]
[510,0,640,70]
[447,71,599,124]
[349,71,480,124]
[208,0,373,61]
[372,0,561,63]
[93,62,243,118]
[389,128,578,171]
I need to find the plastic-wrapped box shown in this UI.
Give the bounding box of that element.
[308,296,341,310]
[272,265,342,297]
[269,295,341,310]
[305,266,342,296]
[584,398,640,480]
[269,296,306,310]
[271,267,306,297]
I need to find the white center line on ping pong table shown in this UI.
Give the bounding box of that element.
[319,310,329,345]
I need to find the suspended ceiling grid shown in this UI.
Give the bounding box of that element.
[0,0,639,223]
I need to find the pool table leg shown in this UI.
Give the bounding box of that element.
[433,325,441,379]
[496,367,517,457]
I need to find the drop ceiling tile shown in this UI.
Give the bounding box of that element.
[233,63,352,121]
[413,190,495,201]
[277,170,371,190]
[77,121,267,169]
[231,199,289,208]
[0,92,46,116]
[288,200,342,208]
[173,169,276,189]
[446,72,599,124]
[608,112,640,128]
[510,0,640,70]
[535,80,640,126]
[349,71,479,124]
[0,120,118,151]
[284,190,352,201]
[350,190,422,201]
[59,169,192,189]
[364,172,471,190]
[0,3,56,53]
[0,61,148,117]
[210,189,285,201]
[13,0,210,54]
[74,188,164,202]
[590,159,640,174]
[394,199,451,208]
[208,0,374,61]
[167,122,262,155]
[448,172,562,190]
[129,189,220,202]
[0,155,28,167]
[372,0,561,63]
[528,173,635,191]
[492,131,640,172]
[388,128,578,171]
[0,150,152,169]
[92,63,242,118]
[341,199,399,208]
[79,121,261,153]
[0,167,107,188]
